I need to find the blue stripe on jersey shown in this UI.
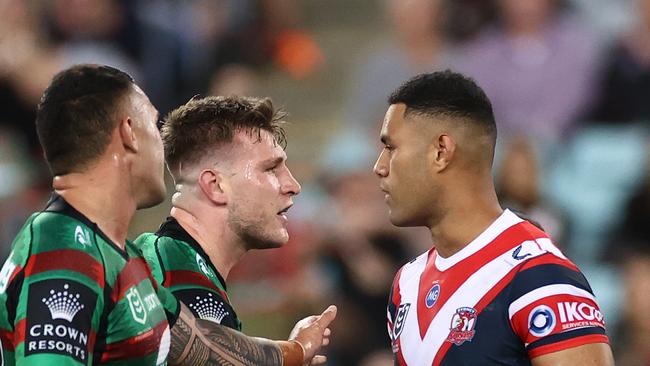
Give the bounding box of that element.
[441,280,530,366]
[527,326,607,352]
[509,260,593,302]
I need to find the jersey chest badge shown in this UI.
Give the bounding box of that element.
[126,287,148,324]
[392,303,411,341]
[446,307,477,345]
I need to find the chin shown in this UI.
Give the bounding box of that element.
[137,187,166,209]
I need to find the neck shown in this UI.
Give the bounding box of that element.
[428,178,503,258]
[53,160,136,248]
[170,206,245,280]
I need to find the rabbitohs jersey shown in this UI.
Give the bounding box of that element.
[0,195,179,365]
[387,210,609,365]
[135,217,241,331]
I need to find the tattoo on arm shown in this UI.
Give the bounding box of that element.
[169,303,283,366]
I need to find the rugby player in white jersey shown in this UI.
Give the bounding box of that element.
[374,70,614,366]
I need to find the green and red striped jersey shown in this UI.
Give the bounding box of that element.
[0,195,179,365]
[135,218,241,331]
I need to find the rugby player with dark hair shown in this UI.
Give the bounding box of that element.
[0,64,334,366]
[376,70,613,365]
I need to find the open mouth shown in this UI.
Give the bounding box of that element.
[278,204,292,216]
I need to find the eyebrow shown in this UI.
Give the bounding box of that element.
[261,156,285,167]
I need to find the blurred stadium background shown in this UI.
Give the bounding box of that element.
[1,0,649,364]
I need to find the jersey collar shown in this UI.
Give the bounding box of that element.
[155,217,228,290]
[434,209,523,271]
[44,193,130,260]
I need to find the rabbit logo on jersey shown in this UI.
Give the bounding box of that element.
[446,307,477,346]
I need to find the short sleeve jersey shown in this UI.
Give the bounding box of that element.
[135,217,241,331]
[0,195,179,366]
[387,210,608,365]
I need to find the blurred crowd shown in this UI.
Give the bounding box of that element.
[1,0,650,364]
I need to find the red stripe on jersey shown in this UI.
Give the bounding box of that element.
[510,294,604,344]
[24,250,104,286]
[528,334,609,359]
[392,266,405,310]
[164,270,229,302]
[0,327,15,351]
[111,257,154,303]
[8,265,22,285]
[12,318,26,347]
[520,253,578,272]
[416,221,547,339]
[99,321,168,362]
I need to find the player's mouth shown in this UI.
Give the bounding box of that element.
[277,204,292,224]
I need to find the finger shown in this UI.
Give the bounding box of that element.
[311,355,327,365]
[322,337,330,346]
[316,305,337,328]
[323,328,331,337]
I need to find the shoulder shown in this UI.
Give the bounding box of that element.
[135,232,194,269]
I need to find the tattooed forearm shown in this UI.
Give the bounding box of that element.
[169,304,284,366]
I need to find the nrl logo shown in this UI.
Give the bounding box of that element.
[392,303,411,341]
[126,287,147,325]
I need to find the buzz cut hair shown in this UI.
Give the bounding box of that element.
[161,95,287,175]
[36,64,135,175]
[388,70,497,141]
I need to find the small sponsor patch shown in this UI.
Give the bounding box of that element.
[556,301,605,331]
[446,307,477,346]
[528,305,556,337]
[425,283,440,308]
[25,279,97,363]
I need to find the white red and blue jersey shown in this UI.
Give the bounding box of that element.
[387,210,608,365]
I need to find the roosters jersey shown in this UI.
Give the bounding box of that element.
[387,210,608,365]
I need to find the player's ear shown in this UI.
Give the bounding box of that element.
[119,116,138,153]
[429,133,456,172]
[197,169,227,205]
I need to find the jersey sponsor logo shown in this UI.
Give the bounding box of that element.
[446,307,477,346]
[196,253,214,279]
[126,287,147,325]
[556,301,604,330]
[188,293,230,324]
[391,303,411,341]
[0,257,16,294]
[425,283,440,308]
[512,244,532,260]
[528,305,556,337]
[74,226,90,247]
[25,279,97,363]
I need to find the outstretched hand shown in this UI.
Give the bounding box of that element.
[289,305,337,365]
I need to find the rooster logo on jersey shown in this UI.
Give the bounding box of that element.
[446,307,477,345]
